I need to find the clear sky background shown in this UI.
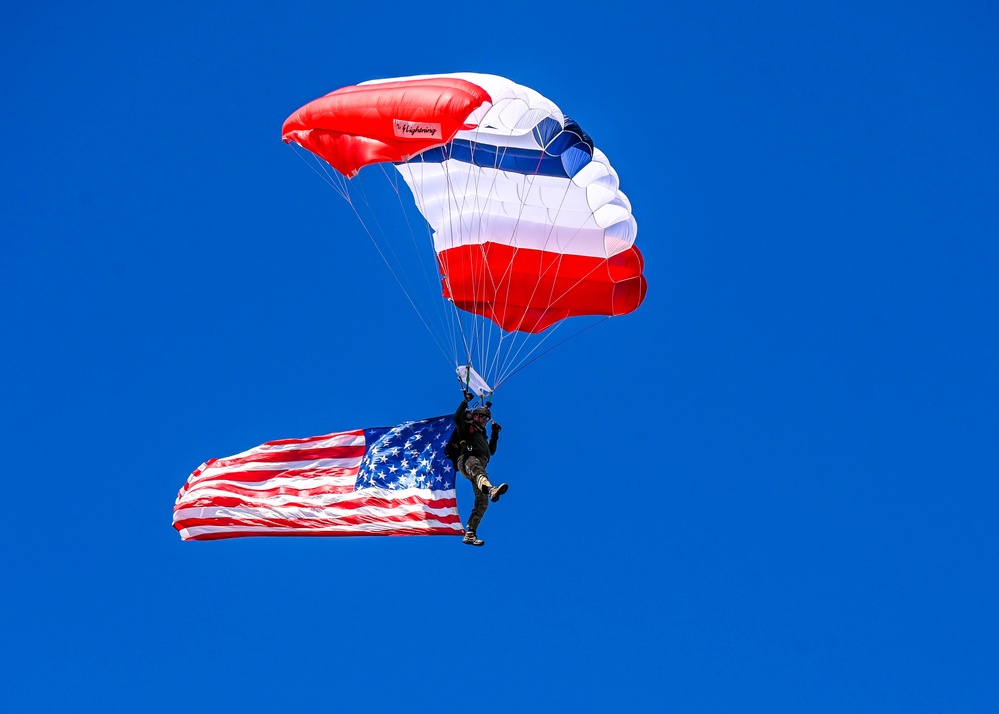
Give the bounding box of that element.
[2,2,997,712]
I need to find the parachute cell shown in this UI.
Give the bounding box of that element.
[281,77,491,177]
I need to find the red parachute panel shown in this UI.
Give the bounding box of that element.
[438,243,647,333]
[281,78,491,177]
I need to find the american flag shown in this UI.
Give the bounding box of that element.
[173,415,463,541]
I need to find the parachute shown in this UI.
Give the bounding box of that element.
[282,73,646,394]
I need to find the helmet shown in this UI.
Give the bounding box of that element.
[471,407,492,419]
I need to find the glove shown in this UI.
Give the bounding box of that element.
[491,422,502,433]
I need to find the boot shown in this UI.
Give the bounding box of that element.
[489,483,508,503]
[462,530,485,547]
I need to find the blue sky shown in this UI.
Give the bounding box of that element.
[2,1,997,711]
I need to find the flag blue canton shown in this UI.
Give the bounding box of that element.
[355,415,456,492]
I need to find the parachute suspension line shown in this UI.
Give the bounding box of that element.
[487,142,529,382]
[489,187,530,382]
[293,145,449,365]
[403,153,480,379]
[495,317,610,391]
[492,179,558,388]
[494,316,568,388]
[452,147,486,375]
[543,174,615,309]
[444,138,482,378]
[435,134,560,389]
[433,116,622,392]
[380,162,461,371]
[471,135,504,384]
[310,119,618,393]
[292,144,351,201]
[490,149,562,386]
[432,154,475,373]
[485,138,527,385]
[438,165,471,375]
[395,161,453,366]
[502,146,616,380]
[340,168,454,366]
[491,135,611,388]
[440,155,476,375]
[447,139,497,385]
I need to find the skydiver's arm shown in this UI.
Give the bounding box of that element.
[489,423,501,455]
[454,396,470,426]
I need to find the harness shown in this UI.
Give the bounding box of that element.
[445,424,479,461]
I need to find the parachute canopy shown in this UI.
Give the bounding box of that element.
[283,73,646,388]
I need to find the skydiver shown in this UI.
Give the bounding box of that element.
[448,392,507,546]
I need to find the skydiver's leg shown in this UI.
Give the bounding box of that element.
[467,487,490,533]
[465,455,507,503]
[459,456,491,533]
[463,455,492,495]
